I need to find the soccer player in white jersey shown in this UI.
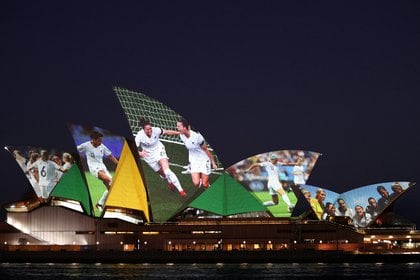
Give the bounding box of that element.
[291,156,306,185]
[61,152,74,172]
[51,154,64,181]
[77,131,118,211]
[135,118,186,197]
[176,118,217,189]
[26,151,41,198]
[27,150,63,201]
[247,154,294,212]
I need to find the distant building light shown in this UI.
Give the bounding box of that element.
[168,241,172,245]
[406,235,411,239]
[96,241,100,245]
[120,241,123,245]
[268,241,272,244]
[142,231,160,235]
[243,241,246,244]
[319,240,323,244]
[205,231,222,234]
[144,241,147,245]
[26,242,30,245]
[4,241,7,245]
[192,241,196,245]
[345,240,349,243]
[72,241,76,245]
[388,236,394,239]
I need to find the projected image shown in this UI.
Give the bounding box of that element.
[135,118,188,198]
[69,124,122,217]
[114,87,222,222]
[226,150,320,217]
[5,146,74,201]
[298,185,339,220]
[335,181,413,228]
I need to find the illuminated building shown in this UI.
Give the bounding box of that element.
[1,88,418,257]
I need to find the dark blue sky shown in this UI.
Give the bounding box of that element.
[1,1,419,223]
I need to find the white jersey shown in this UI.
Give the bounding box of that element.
[292,165,306,185]
[135,127,163,152]
[62,162,72,172]
[26,161,40,192]
[31,159,61,187]
[259,161,283,195]
[259,161,279,181]
[77,141,112,167]
[180,130,208,162]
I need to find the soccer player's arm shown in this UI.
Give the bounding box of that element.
[26,161,37,173]
[281,162,297,166]
[134,132,148,158]
[162,128,180,136]
[246,162,260,172]
[103,145,118,165]
[138,150,148,158]
[200,142,217,169]
[53,161,65,174]
[77,142,86,153]
[108,154,119,165]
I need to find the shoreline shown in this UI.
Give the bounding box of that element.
[1,250,420,263]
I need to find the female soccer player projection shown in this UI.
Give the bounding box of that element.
[176,118,217,189]
[77,131,118,210]
[247,154,295,212]
[135,118,186,197]
[27,150,64,201]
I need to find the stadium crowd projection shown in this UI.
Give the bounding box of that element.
[114,87,223,222]
[226,150,321,218]
[299,182,414,228]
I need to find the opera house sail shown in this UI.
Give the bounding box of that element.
[0,88,417,257]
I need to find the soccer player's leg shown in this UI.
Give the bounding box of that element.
[263,193,278,206]
[275,183,294,212]
[198,158,211,189]
[263,184,278,206]
[96,169,112,210]
[159,158,186,197]
[200,174,211,189]
[190,172,201,188]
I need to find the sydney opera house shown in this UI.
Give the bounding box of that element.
[0,88,418,260]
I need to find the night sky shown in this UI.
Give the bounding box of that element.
[1,1,419,224]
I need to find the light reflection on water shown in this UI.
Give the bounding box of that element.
[1,262,420,280]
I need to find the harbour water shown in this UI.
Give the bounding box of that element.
[1,262,420,280]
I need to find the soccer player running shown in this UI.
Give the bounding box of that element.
[176,118,217,189]
[246,154,295,212]
[135,118,186,197]
[77,131,118,211]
